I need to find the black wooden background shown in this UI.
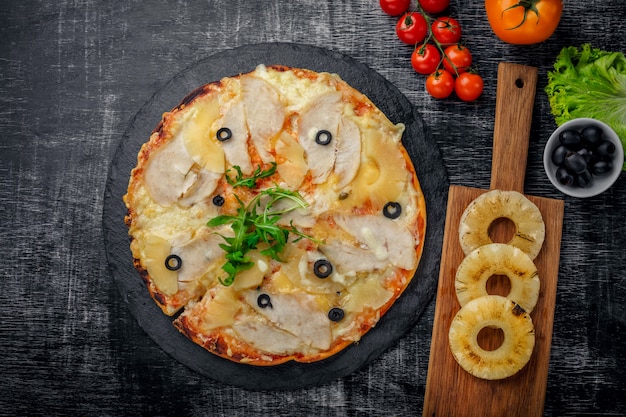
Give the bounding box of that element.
[1,1,625,416]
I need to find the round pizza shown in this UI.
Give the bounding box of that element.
[123,64,426,365]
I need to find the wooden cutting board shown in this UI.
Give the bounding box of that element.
[422,63,564,417]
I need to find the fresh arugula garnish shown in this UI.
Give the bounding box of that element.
[225,162,277,188]
[208,165,319,286]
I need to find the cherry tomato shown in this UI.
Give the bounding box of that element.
[455,72,484,102]
[442,44,472,75]
[426,69,455,99]
[431,17,462,45]
[418,0,450,14]
[485,0,563,44]
[396,12,428,45]
[411,43,442,75]
[379,0,411,16]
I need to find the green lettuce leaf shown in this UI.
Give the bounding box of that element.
[545,44,626,170]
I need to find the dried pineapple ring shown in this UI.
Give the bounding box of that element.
[449,295,535,380]
[455,243,540,313]
[459,190,545,260]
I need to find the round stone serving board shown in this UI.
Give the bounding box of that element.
[102,42,448,390]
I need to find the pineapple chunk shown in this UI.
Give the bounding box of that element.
[270,271,298,294]
[343,127,408,207]
[199,286,240,331]
[343,274,393,313]
[232,251,270,291]
[275,131,308,189]
[182,96,225,173]
[363,128,408,203]
[142,234,178,295]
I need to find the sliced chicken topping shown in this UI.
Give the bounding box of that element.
[144,132,221,207]
[178,167,222,207]
[242,290,331,350]
[335,214,418,270]
[144,133,195,206]
[333,117,362,189]
[220,100,253,175]
[321,214,418,273]
[320,239,388,274]
[233,318,305,355]
[298,92,342,184]
[171,229,228,283]
[241,75,285,163]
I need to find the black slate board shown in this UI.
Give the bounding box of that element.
[102,42,448,390]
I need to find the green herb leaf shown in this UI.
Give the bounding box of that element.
[225,162,277,188]
[207,215,238,227]
[208,166,321,286]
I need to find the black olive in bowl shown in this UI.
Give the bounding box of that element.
[543,118,623,198]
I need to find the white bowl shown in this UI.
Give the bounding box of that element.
[543,118,623,198]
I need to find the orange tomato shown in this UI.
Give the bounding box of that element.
[485,0,563,44]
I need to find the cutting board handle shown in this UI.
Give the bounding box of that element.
[490,63,538,192]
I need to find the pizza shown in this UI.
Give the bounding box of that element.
[123,64,426,365]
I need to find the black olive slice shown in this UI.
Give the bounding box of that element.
[216,127,233,142]
[328,307,345,322]
[315,130,332,146]
[313,259,333,279]
[257,294,273,309]
[383,201,402,219]
[212,195,225,206]
[164,254,182,271]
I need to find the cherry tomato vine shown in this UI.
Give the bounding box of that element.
[380,0,484,101]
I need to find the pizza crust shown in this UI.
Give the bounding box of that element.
[124,64,426,365]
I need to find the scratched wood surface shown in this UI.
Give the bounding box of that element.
[1,1,625,416]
